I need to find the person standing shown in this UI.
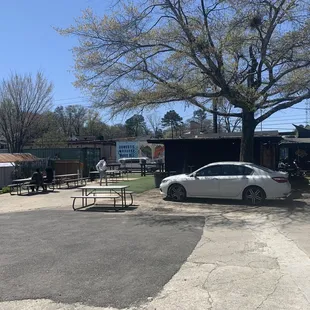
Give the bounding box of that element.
[96,157,108,186]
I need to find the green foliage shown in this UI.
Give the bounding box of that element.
[161,110,183,128]
[58,1,310,160]
[161,110,183,138]
[125,114,148,137]
[1,187,10,194]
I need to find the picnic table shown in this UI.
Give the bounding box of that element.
[54,173,83,188]
[89,170,128,181]
[55,173,78,180]
[10,176,54,195]
[71,185,132,210]
[12,177,32,184]
[9,178,32,195]
[107,163,121,170]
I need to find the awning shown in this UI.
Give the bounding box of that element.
[0,153,39,163]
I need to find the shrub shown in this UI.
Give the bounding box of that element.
[1,186,10,194]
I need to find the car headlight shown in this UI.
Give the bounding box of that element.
[161,179,169,184]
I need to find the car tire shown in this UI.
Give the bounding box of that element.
[168,184,187,201]
[243,186,266,205]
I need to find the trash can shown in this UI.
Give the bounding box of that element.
[154,171,168,188]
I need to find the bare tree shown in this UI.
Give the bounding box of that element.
[218,101,242,133]
[147,113,163,138]
[58,1,310,161]
[54,105,87,137]
[0,72,53,152]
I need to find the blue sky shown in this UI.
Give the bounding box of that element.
[0,0,307,131]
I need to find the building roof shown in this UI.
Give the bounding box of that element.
[293,125,310,138]
[280,137,310,144]
[148,131,280,143]
[68,140,116,146]
[0,153,39,163]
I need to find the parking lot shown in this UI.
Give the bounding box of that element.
[1,188,310,309]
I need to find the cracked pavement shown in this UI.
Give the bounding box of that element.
[1,189,310,309]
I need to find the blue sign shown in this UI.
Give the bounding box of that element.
[116,141,138,160]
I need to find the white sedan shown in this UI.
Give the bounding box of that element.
[160,162,291,205]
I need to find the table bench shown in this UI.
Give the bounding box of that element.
[71,193,121,210]
[24,182,55,194]
[114,190,134,206]
[65,177,88,188]
[7,184,23,195]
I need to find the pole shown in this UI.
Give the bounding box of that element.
[213,97,218,133]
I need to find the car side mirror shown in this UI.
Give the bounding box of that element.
[190,173,197,178]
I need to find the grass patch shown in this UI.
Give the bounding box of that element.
[115,174,155,193]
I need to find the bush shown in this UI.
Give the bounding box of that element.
[1,186,10,194]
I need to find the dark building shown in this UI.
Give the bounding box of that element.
[148,131,281,174]
[279,125,310,170]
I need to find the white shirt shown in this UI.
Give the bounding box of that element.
[96,159,107,172]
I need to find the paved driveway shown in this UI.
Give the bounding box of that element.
[1,189,310,310]
[0,210,204,308]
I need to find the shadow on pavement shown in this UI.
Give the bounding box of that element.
[76,206,138,213]
[20,190,61,196]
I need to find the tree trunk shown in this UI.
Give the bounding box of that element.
[239,110,256,162]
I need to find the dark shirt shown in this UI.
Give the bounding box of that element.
[32,172,43,185]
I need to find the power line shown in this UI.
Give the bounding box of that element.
[54,100,90,106]
[54,96,86,102]
[287,106,308,110]
[263,123,302,126]
[263,120,305,124]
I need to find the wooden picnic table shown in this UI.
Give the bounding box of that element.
[71,185,130,210]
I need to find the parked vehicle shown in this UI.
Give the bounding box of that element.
[278,159,305,177]
[119,157,150,171]
[159,162,291,205]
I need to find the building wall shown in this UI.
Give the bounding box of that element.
[163,138,279,173]
[0,164,14,188]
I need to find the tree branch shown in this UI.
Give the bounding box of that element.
[257,91,310,123]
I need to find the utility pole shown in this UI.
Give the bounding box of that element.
[212,97,218,133]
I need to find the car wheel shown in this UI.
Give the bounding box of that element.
[243,186,266,205]
[168,184,186,201]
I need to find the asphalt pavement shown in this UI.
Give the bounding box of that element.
[0,210,204,308]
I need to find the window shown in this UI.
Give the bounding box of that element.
[196,165,222,177]
[249,164,275,173]
[221,165,253,176]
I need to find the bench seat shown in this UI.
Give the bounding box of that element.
[7,184,22,195]
[71,194,120,210]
